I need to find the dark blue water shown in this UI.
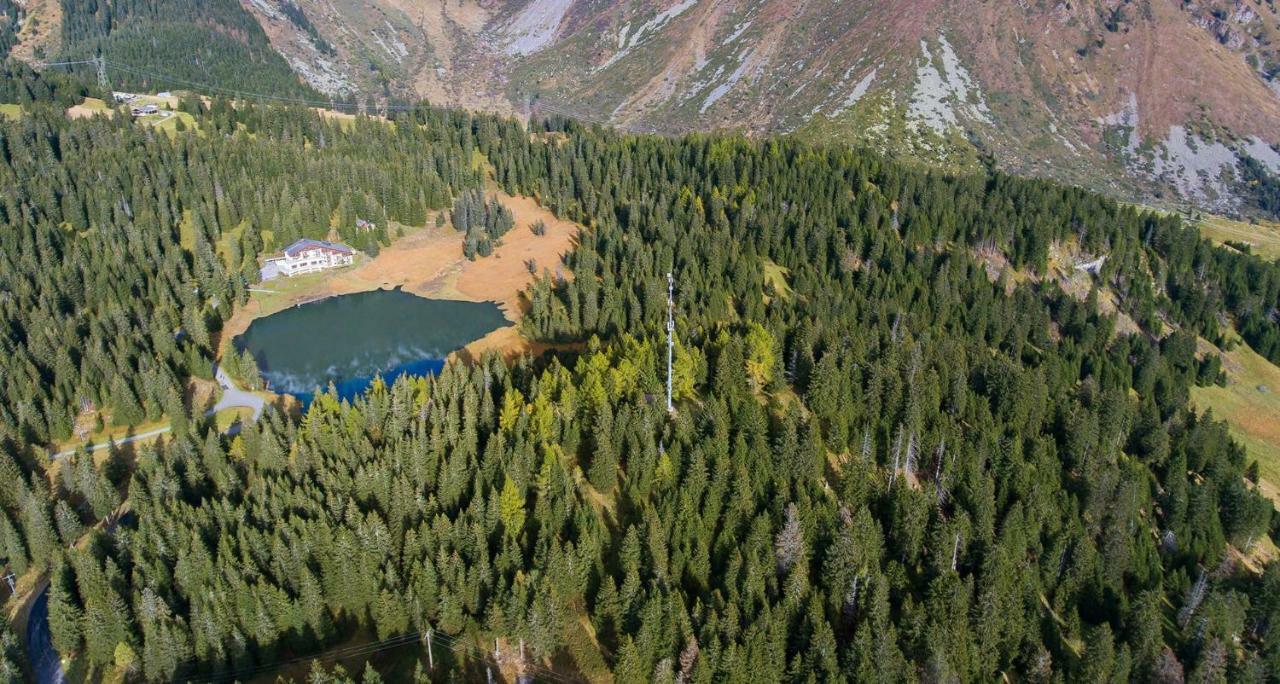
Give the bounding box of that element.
[290,357,446,407]
[234,289,508,407]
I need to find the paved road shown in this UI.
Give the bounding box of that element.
[214,365,265,421]
[26,590,64,684]
[50,366,264,459]
[50,424,174,460]
[25,509,133,684]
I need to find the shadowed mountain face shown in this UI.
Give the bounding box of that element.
[12,0,323,99]
[12,0,1280,214]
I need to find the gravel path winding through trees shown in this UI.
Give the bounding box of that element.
[49,365,264,459]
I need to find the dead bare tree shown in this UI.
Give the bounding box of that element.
[1178,571,1208,628]
[774,503,805,575]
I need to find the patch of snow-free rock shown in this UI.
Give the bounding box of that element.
[600,0,698,70]
[1233,3,1260,24]
[248,0,282,21]
[631,0,698,45]
[385,21,409,59]
[908,35,991,135]
[1151,126,1241,210]
[680,64,724,105]
[504,0,576,56]
[908,41,957,134]
[1267,78,1280,100]
[1244,137,1280,174]
[370,29,407,62]
[700,49,753,113]
[1099,93,1139,128]
[287,55,354,96]
[1099,92,1141,154]
[724,19,752,45]
[831,67,876,115]
[936,35,991,122]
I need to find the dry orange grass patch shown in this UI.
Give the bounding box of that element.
[221,192,582,362]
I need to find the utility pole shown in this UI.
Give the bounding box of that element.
[425,629,434,671]
[666,271,675,413]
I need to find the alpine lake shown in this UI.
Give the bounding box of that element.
[233,289,509,407]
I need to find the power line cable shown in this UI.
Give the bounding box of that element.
[180,632,426,684]
[178,626,580,684]
[44,57,661,132]
[102,61,376,111]
[32,59,97,68]
[428,630,578,684]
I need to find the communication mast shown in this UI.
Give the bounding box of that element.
[666,271,675,413]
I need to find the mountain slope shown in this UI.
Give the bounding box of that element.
[0,0,20,59]
[240,0,1280,217]
[10,0,321,99]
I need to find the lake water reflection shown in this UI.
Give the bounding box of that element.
[234,288,508,406]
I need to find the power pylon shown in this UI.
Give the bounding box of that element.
[94,56,109,90]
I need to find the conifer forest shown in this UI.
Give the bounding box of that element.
[0,61,1279,682]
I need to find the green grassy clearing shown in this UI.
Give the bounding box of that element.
[215,220,249,267]
[248,268,349,312]
[178,209,197,252]
[138,109,198,134]
[1191,338,1280,503]
[762,259,793,301]
[214,406,253,432]
[1193,214,1280,261]
[1122,203,1280,262]
[78,97,110,111]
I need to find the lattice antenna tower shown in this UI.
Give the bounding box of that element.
[666,271,675,413]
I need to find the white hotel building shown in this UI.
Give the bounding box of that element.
[260,239,355,281]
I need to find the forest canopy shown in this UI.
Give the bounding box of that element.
[55,0,322,100]
[0,72,1279,682]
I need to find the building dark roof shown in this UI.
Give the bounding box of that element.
[282,239,354,257]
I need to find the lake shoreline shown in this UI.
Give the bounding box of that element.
[235,290,510,403]
[217,190,581,372]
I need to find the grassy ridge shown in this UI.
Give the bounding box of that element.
[1193,214,1280,261]
[1193,338,1280,502]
